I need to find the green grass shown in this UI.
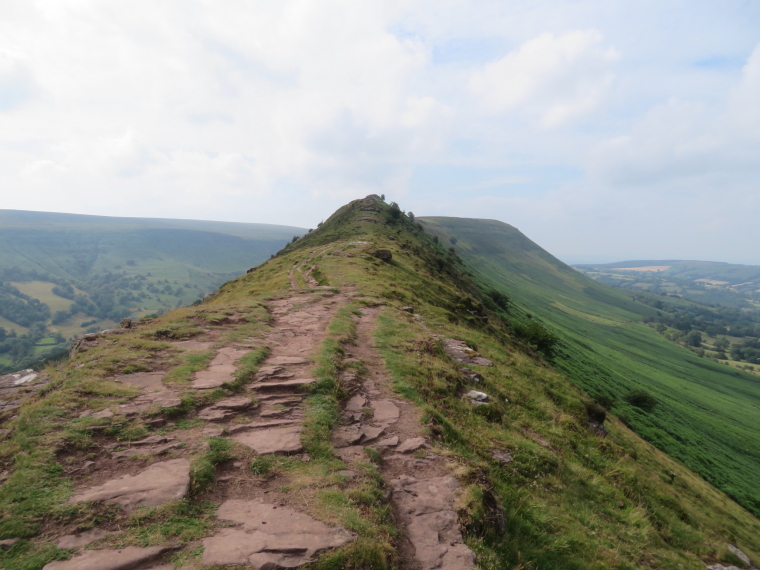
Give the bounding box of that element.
[420,216,760,519]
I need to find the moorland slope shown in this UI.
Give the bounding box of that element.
[419,216,760,520]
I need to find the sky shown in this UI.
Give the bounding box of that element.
[1,1,759,265]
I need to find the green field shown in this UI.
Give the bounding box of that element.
[420,216,760,517]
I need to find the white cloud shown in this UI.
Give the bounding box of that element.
[589,41,760,186]
[0,1,759,262]
[469,30,619,127]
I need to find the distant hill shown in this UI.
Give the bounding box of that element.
[575,260,760,310]
[0,209,305,372]
[419,216,760,520]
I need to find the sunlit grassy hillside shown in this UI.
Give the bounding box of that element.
[419,216,760,520]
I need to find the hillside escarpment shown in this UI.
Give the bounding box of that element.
[1,195,759,570]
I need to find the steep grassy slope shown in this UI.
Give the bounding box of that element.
[419,216,760,519]
[2,197,759,570]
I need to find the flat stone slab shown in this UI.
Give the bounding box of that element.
[391,475,476,570]
[69,459,190,511]
[371,400,400,425]
[228,419,300,434]
[442,339,492,367]
[170,340,215,351]
[192,347,250,389]
[231,425,303,454]
[112,442,183,460]
[114,371,166,390]
[397,437,426,453]
[253,378,316,391]
[345,395,366,412]
[56,528,114,549]
[43,546,169,570]
[267,356,310,366]
[199,397,254,421]
[257,366,295,380]
[376,436,399,447]
[203,500,354,568]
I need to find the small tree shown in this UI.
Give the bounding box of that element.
[449,236,457,245]
[715,337,730,350]
[407,211,415,221]
[380,194,385,201]
[685,330,702,347]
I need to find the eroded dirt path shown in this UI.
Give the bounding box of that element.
[334,306,477,570]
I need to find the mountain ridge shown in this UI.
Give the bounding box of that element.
[1,196,758,570]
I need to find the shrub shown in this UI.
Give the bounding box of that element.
[623,389,658,412]
[584,401,607,424]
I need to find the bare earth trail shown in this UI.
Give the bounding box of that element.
[40,254,476,570]
[334,306,477,570]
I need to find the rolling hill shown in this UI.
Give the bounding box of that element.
[574,260,760,310]
[419,216,760,519]
[0,209,305,372]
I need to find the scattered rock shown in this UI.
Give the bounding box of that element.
[254,378,316,391]
[198,397,254,421]
[390,475,476,570]
[256,366,294,380]
[232,426,303,455]
[332,426,364,448]
[268,356,310,366]
[396,437,426,453]
[192,347,250,389]
[203,500,355,568]
[459,369,483,383]
[361,425,385,442]
[727,544,753,567]
[228,420,300,434]
[43,546,170,570]
[442,339,492,367]
[69,459,190,511]
[491,449,514,464]
[112,442,183,460]
[464,390,489,403]
[92,409,115,420]
[371,400,400,426]
[345,394,366,412]
[56,528,113,549]
[376,436,399,447]
[400,306,414,313]
[589,421,609,437]
[0,538,19,547]
[202,427,225,437]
